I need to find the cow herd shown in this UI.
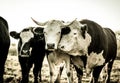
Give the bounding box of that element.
[0,16,117,83]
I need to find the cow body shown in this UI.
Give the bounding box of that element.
[10,27,45,83]
[58,19,117,83]
[0,16,10,83]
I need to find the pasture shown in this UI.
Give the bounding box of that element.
[4,44,120,83]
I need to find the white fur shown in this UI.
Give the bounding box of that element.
[20,30,34,43]
[43,20,63,50]
[19,30,34,56]
[86,50,105,75]
[58,20,91,56]
[47,50,72,83]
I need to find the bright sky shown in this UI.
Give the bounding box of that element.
[1,0,120,32]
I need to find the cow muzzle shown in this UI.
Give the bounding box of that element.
[46,43,55,51]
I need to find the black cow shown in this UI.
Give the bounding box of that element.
[10,27,45,83]
[0,16,10,83]
[58,19,117,83]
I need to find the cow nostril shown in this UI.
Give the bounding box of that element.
[74,33,77,35]
[47,43,55,49]
[61,46,64,49]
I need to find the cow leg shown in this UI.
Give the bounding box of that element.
[65,56,72,83]
[0,59,6,83]
[74,65,83,83]
[19,57,32,83]
[105,60,114,83]
[55,64,64,83]
[71,56,85,83]
[0,50,9,83]
[91,66,103,83]
[38,59,45,83]
[33,57,45,83]
[33,64,40,83]
[47,54,56,83]
[0,66,4,83]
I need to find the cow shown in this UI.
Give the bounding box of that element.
[0,16,10,83]
[32,18,86,83]
[58,19,117,83]
[10,27,45,83]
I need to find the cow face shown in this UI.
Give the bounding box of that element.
[86,50,105,75]
[10,27,43,57]
[58,20,92,56]
[43,20,64,51]
[31,18,73,51]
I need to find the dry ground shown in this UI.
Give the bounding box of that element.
[4,53,120,83]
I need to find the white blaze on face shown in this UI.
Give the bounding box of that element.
[58,20,91,56]
[44,20,62,50]
[86,50,105,75]
[20,30,34,53]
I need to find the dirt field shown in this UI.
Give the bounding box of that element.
[4,52,120,83]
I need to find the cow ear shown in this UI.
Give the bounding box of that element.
[10,31,20,39]
[81,24,88,39]
[61,27,71,35]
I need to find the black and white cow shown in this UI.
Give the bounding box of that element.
[0,16,10,83]
[10,27,45,83]
[32,18,85,83]
[58,19,117,83]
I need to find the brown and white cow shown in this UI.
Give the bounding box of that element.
[58,19,117,83]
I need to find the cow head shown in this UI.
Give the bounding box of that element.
[10,27,44,57]
[86,50,105,75]
[58,19,92,56]
[31,18,73,51]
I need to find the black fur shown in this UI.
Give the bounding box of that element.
[0,16,10,83]
[10,27,45,83]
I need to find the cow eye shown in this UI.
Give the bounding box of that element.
[57,31,61,35]
[74,33,77,35]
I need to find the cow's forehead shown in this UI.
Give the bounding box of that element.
[69,20,83,30]
[44,20,62,32]
[47,20,63,25]
[20,30,34,42]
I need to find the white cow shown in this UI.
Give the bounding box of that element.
[32,18,75,83]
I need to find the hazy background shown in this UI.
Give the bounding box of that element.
[0,0,120,42]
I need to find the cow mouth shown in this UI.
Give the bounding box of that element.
[47,49,55,51]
